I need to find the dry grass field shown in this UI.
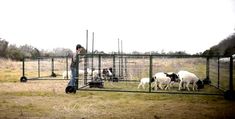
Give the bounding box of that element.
[0,58,235,119]
[0,59,21,82]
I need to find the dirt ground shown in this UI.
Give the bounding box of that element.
[0,80,235,119]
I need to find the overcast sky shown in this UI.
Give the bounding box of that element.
[0,0,235,54]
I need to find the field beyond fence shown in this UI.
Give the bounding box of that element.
[1,58,235,119]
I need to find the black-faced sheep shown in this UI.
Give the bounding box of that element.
[177,70,203,91]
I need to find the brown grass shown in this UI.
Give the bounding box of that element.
[0,58,235,119]
[0,59,21,82]
[0,81,235,119]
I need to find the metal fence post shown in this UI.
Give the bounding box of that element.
[20,57,28,82]
[218,56,220,88]
[206,57,210,80]
[23,58,25,77]
[121,53,123,79]
[229,56,233,91]
[149,55,152,93]
[125,57,127,80]
[113,54,116,78]
[76,55,80,90]
[66,56,68,79]
[98,54,101,78]
[91,32,94,80]
[51,58,56,77]
[91,54,94,81]
[51,58,54,75]
[38,58,40,78]
[118,39,120,79]
[84,54,88,85]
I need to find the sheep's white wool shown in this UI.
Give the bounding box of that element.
[62,69,100,79]
[153,72,172,90]
[177,70,199,91]
[138,78,152,89]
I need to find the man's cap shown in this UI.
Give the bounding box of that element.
[76,44,82,50]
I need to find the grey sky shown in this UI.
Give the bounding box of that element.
[0,0,235,54]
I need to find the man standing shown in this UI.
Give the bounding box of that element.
[65,44,86,93]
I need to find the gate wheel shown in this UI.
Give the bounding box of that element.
[65,86,76,94]
[20,76,27,82]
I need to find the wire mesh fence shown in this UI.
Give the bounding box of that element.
[20,54,234,95]
[22,56,71,80]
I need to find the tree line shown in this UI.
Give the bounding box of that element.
[203,32,235,56]
[0,38,204,61]
[1,32,234,61]
[0,38,73,60]
[129,50,189,55]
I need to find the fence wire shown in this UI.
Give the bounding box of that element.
[21,54,234,95]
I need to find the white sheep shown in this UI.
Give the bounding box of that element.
[62,69,86,79]
[153,72,172,90]
[137,77,154,89]
[177,70,200,91]
[63,69,100,79]
[89,69,100,78]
